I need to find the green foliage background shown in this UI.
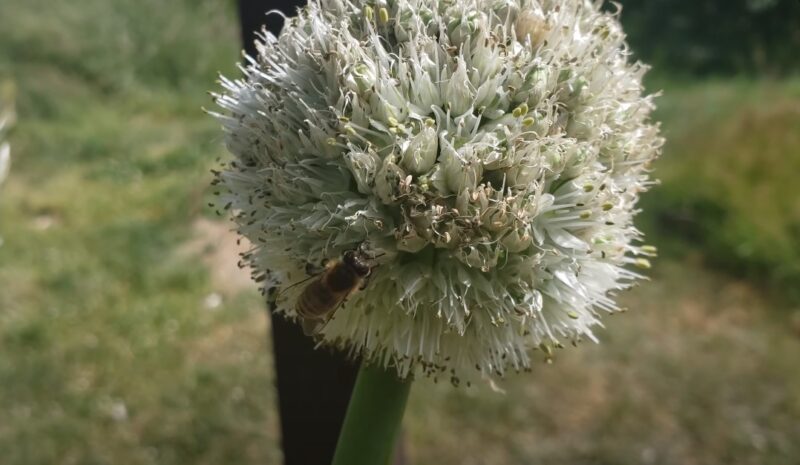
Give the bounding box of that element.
[616,0,800,75]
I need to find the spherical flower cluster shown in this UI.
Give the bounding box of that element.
[211,0,662,380]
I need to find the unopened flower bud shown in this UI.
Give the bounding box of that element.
[400,125,438,174]
[375,154,406,204]
[442,143,483,193]
[502,228,532,252]
[346,62,376,93]
[344,149,382,194]
[446,59,474,115]
[397,227,429,252]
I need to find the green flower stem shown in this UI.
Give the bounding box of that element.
[332,364,412,465]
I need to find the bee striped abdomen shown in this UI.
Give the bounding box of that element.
[296,278,338,319]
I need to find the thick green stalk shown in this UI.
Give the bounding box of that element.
[331,364,412,465]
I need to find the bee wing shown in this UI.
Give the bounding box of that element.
[301,318,325,336]
[300,291,352,336]
[280,259,336,300]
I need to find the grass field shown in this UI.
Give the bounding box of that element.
[1,1,799,464]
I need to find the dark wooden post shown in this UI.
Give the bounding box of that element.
[236,3,359,465]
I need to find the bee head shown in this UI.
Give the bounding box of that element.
[343,250,372,277]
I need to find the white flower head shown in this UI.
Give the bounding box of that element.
[211,0,662,381]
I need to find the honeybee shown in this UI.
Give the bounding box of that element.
[294,246,377,336]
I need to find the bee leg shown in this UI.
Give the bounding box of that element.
[359,265,378,290]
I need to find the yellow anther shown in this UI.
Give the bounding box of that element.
[512,103,529,117]
[641,245,658,255]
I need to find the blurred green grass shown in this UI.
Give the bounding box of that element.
[1,1,798,464]
[641,77,800,304]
